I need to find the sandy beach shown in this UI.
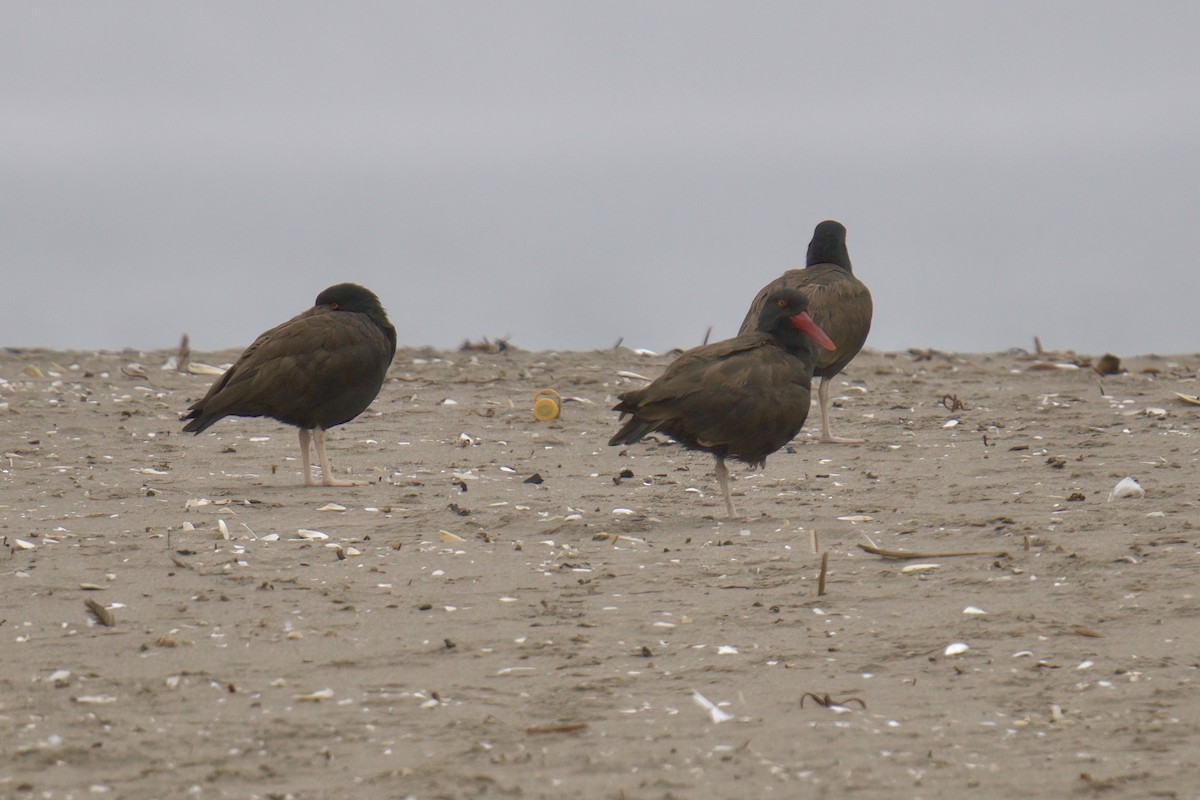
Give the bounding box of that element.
[2,343,1199,799]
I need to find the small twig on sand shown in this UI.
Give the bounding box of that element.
[817,551,829,596]
[176,333,191,373]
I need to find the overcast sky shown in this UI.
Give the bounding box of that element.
[3,2,1198,356]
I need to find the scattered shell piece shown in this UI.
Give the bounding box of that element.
[79,583,108,591]
[901,563,941,573]
[692,690,735,724]
[13,538,36,550]
[837,515,873,523]
[717,645,739,655]
[942,419,959,428]
[1107,476,1144,502]
[439,530,465,543]
[260,533,280,541]
[294,688,335,701]
[592,532,645,545]
[617,370,653,381]
[295,529,330,540]
[612,508,635,515]
[187,362,227,376]
[48,669,71,686]
[84,598,115,627]
[962,606,987,616]
[944,642,970,656]
[73,695,117,705]
[23,364,45,378]
[317,503,347,512]
[185,498,210,510]
[216,519,230,540]
[1174,392,1200,406]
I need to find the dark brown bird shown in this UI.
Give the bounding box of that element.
[739,220,872,443]
[610,288,836,517]
[182,283,397,487]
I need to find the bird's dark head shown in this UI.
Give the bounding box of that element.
[315,283,387,315]
[756,289,837,353]
[806,220,852,271]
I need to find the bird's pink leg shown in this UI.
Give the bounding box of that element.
[313,428,363,487]
[819,378,864,444]
[298,428,316,486]
[714,456,738,518]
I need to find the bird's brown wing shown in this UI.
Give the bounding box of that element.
[739,265,872,376]
[183,307,392,432]
[612,336,813,464]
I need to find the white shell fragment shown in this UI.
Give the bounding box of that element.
[1174,392,1200,406]
[13,538,36,550]
[317,503,347,512]
[692,690,735,724]
[295,529,330,540]
[962,606,987,616]
[901,563,941,573]
[1107,476,1145,502]
[438,530,465,543]
[293,688,335,701]
[944,642,970,656]
[837,515,873,523]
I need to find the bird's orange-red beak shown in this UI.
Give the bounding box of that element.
[790,312,837,351]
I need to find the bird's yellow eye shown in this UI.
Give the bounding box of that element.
[776,298,787,308]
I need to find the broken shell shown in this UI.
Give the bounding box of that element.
[836,515,873,523]
[944,642,970,656]
[1107,476,1144,502]
[691,690,735,723]
[1174,392,1200,406]
[293,688,335,701]
[318,503,347,512]
[438,530,465,543]
[295,529,330,540]
[901,563,941,573]
[13,538,36,550]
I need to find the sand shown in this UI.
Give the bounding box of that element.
[2,344,1199,799]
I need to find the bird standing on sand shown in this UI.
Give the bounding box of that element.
[739,220,872,443]
[610,288,836,517]
[182,283,397,487]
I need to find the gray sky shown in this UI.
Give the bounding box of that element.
[4,2,1198,355]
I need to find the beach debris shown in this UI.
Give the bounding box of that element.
[944,642,970,656]
[963,606,987,616]
[295,529,330,540]
[121,364,148,379]
[532,388,561,421]
[817,552,830,596]
[23,364,45,378]
[176,333,191,372]
[900,563,941,574]
[691,690,735,723]
[1173,392,1200,406]
[47,669,72,687]
[1107,477,1144,502]
[800,693,867,710]
[293,688,335,701]
[616,370,653,381]
[526,722,589,735]
[592,532,645,546]
[837,515,873,523]
[459,335,512,353]
[317,503,347,512]
[523,473,544,485]
[13,538,36,551]
[858,535,1007,559]
[186,362,226,376]
[940,394,967,412]
[438,530,465,543]
[1093,353,1122,375]
[73,695,118,705]
[84,598,115,627]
